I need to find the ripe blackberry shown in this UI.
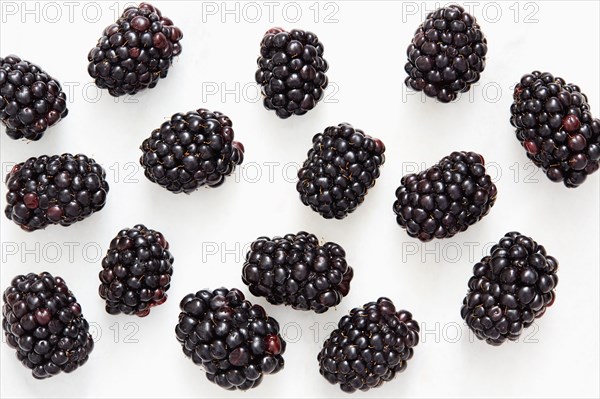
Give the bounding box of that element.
[510,71,600,187]
[461,232,559,345]
[255,27,329,118]
[0,55,68,140]
[242,232,353,314]
[140,108,244,193]
[4,154,109,232]
[175,288,286,390]
[98,224,173,317]
[2,272,94,379]
[297,123,385,219]
[393,151,497,241]
[404,4,487,102]
[318,298,419,393]
[87,2,183,97]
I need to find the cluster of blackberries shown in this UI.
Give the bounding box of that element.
[510,71,600,187]
[404,4,487,102]
[99,225,174,317]
[0,0,590,395]
[297,123,386,219]
[394,151,497,241]
[0,55,68,140]
[175,288,285,390]
[4,154,109,231]
[461,232,559,345]
[255,28,329,118]
[318,298,420,393]
[242,232,353,313]
[2,272,94,379]
[140,108,245,193]
[87,2,183,96]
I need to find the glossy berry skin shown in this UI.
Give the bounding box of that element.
[393,151,497,241]
[242,232,353,314]
[99,225,174,317]
[4,154,109,232]
[404,4,487,102]
[318,298,419,393]
[510,71,600,187]
[87,2,183,96]
[175,288,286,390]
[140,108,244,193]
[461,232,559,345]
[255,27,329,118]
[297,123,385,219]
[2,272,94,379]
[0,55,68,140]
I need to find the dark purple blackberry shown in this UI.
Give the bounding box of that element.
[4,154,109,232]
[510,71,600,187]
[140,108,244,193]
[87,2,183,97]
[2,272,94,379]
[242,232,353,314]
[175,288,286,390]
[98,224,173,317]
[461,232,559,345]
[404,4,487,102]
[0,55,68,140]
[393,151,497,241]
[297,123,385,219]
[318,298,419,393]
[255,27,329,118]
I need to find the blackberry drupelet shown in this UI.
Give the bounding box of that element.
[87,2,183,96]
[404,4,487,102]
[393,151,497,241]
[2,272,94,379]
[175,288,286,390]
[255,27,329,118]
[99,225,173,317]
[297,123,385,219]
[242,232,353,314]
[510,71,600,187]
[4,154,109,232]
[0,55,68,140]
[139,108,244,193]
[461,232,559,345]
[318,298,419,393]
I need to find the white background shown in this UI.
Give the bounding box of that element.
[1,1,599,398]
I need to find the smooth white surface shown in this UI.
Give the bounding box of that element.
[1,1,599,398]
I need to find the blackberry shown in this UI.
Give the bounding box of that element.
[404,4,487,102]
[318,298,419,393]
[242,232,353,314]
[2,272,94,379]
[393,151,497,241]
[140,108,244,193]
[0,55,68,140]
[98,224,173,317]
[255,27,329,118]
[510,71,600,187]
[461,232,559,345]
[4,154,109,232]
[175,288,286,390]
[87,2,183,97]
[297,123,385,219]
